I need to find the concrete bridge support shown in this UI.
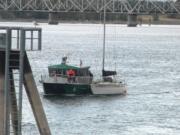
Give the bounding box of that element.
[127,14,138,27]
[48,12,59,25]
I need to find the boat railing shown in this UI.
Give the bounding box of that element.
[112,75,127,85]
[41,74,126,85]
[94,76,126,85]
[40,74,93,84]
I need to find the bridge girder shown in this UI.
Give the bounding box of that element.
[0,0,179,14]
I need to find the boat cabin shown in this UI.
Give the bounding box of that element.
[48,64,93,77]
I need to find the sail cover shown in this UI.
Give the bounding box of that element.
[102,70,117,77]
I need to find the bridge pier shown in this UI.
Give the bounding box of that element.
[48,12,59,25]
[127,14,138,27]
[153,14,159,21]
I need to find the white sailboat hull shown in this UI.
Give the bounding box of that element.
[91,82,127,95]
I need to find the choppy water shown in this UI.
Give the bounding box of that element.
[1,22,180,135]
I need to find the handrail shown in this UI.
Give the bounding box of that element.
[41,74,93,84]
[41,74,126,85]
[48,74,93,78]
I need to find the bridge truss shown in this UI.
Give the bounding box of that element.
[0,0,180,14]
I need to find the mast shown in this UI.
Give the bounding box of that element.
[102,0,106,74]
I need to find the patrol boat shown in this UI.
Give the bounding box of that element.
[41,57,93,95]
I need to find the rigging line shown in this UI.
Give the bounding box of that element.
[113,23,117,72]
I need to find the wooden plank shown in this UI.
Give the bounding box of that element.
[0,51,5,135]
[23,52,51,135]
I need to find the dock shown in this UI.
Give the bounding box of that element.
[0,27,51,135]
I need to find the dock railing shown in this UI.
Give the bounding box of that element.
[0,26,42,51]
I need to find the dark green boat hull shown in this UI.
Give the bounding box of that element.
[43,82,92,95]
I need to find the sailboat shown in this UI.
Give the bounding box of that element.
[91,0,127,95]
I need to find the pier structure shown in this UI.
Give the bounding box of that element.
[0,0,180,26]
[0,26,51,135]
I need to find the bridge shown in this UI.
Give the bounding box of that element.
[0,0,179,14]
[0,0,180,26]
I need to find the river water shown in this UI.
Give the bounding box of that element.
[1,22,180,135]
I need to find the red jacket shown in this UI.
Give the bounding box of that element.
[67,69,75,76]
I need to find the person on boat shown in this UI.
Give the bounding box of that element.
[62,56,67,64]
[67,69,76,83]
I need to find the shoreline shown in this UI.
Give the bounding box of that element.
[0,18,180,25]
